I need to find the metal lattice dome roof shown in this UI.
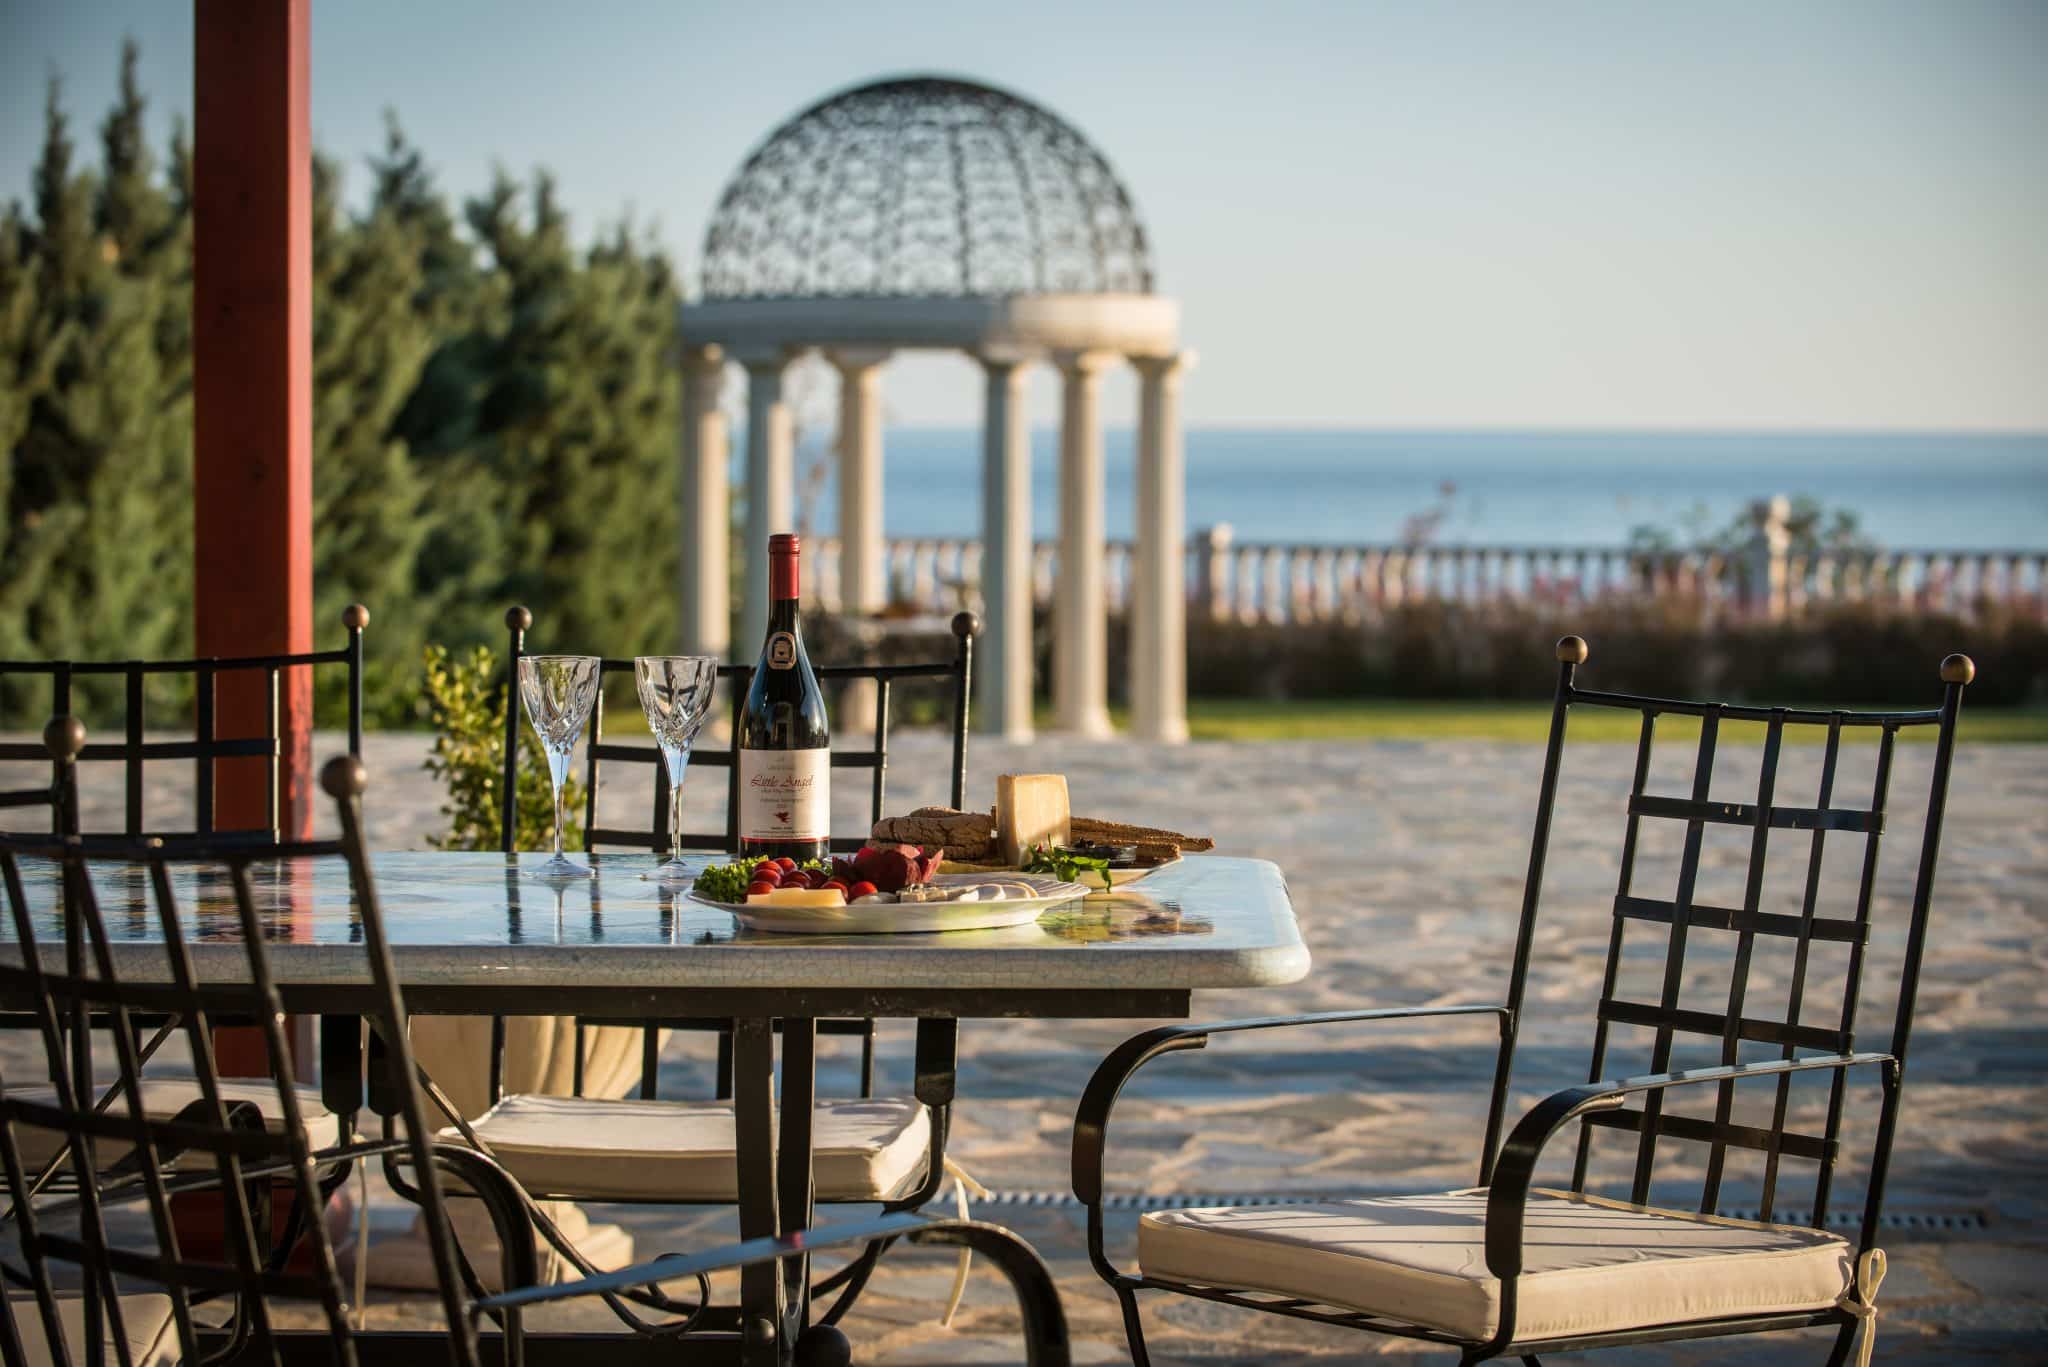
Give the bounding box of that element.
[701,76,1154,302]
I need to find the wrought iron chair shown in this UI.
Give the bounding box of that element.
[0,719,349,1236]
[469,607,982,1326]
[0,751,535,1367]
[0,718,84,839]
[0,751,1070,1367]
[1073,637,1973,1366]
[0,604,370,846]
[0,607,372,1163]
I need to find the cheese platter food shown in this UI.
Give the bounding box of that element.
[686,771,1212,931]
[687,847,1090,933]
[868,772,1212,891]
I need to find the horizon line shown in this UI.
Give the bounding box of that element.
[871,422,2048,439]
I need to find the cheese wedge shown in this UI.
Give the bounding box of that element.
[995,773,1070,867]
[744,887,847,907]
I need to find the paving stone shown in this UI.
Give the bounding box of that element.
[1941,1246,2048,1303]
[6,731,2043,1361]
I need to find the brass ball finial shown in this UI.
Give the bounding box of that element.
[43,715,85,761]
[1556,635,1589,665]
[505,606,533,632]
[342,603,370,631]
[320,754,369,799]
[1940,653,1975,686]
[951,610,981,639]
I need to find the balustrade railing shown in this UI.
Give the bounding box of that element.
[807,517,2047,625]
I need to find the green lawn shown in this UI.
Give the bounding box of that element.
[1036,700,2048,743]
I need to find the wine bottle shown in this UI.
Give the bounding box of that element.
[737,533,831,862]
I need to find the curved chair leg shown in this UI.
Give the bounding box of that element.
[478,1213,1067,1365]
[906,1222,1071,1367]
[432,1148,538,1367]
[812,1237,888,1327]
[1823,1321,1860,1366]
[264,1156,356,1273]
[1112,1283,1152,1367]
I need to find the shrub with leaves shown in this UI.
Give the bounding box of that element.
[421,643,582,851]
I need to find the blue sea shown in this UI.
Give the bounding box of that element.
[794,429,2048,550]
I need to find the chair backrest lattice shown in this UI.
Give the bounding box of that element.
[0,749,484,1367]
[497,606,977,856]
[0,607,369,845]
[1481,636,1970,1246]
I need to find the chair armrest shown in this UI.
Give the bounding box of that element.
[1483,1051,1897,1281]
[474,1212,1070,1365]
[1070,1004,1507,1286]
[1072,1004,1506,1204]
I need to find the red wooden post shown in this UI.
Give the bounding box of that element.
[193,0,314,844]
[182,3,317,1253]
[193,1,313,1096]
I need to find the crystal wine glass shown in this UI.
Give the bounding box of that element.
[635,655,719,882]
[517,654,602,879]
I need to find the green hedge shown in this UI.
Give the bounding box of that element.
[1173,603,2047,706]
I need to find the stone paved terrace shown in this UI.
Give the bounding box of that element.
[4,727,2043,1362]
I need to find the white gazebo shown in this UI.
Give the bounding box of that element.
[677,76,1190,742]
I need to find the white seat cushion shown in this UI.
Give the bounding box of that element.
[1139,1187,1854,1342]
[6,1078,342,1170]
[450,1093,932,1202]
[6,1292,178,1367]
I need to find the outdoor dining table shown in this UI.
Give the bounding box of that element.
[0,849,1309,1366]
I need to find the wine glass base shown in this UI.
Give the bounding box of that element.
[641,857,695,884]
[527,855,597,881]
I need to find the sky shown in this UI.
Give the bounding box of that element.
[3,0,2044,433]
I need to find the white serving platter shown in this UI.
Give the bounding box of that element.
[693,872,1093,934]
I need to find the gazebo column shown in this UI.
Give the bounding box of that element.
[977,351,1033,741]
[678,344,729,657]
[1054,350,1116,738]
[829,349,891,615]
[1131,352,1193,743]
[736,348,795,655]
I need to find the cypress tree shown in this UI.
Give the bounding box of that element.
[5,68,189,678]
[0,202,67,670]
[454,171,679,654]
[2,45,687,722]
[375,121,506,657]
[97,41,170,270]
[310,150,436,713]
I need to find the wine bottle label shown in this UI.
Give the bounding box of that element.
[738,748,829,841]
[765,631,797,669]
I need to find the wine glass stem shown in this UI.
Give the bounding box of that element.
[551,762,567,861]
[669,781,684,864]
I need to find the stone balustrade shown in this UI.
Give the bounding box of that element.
[806,525,2048,625]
